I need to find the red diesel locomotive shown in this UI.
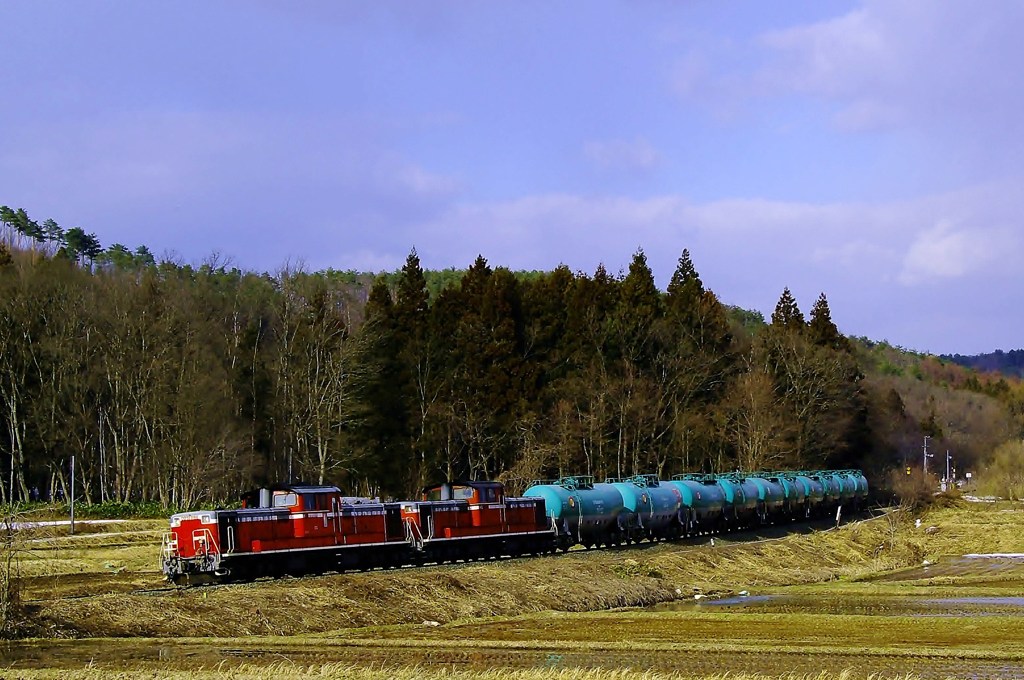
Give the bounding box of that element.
[160,480,553,584]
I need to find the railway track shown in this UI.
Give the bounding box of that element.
[23,508,888,603]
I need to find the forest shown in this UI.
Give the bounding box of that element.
[945,349,1024,378]
[2,204,1023,507]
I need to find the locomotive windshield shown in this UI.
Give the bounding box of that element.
[273,492,297,508]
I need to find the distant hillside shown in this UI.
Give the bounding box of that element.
[944,349,1024,378]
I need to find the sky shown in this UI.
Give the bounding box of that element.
[2,1,1023,356]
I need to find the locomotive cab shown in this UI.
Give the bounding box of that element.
[422,480,504,504]
[241,484,340,511]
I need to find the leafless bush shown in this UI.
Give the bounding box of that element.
[0,504,24,637]
[888,467,939,508]
[975,439,1024,500]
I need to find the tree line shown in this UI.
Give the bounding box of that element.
[1,205,870,506]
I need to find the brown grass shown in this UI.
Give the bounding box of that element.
[14,503,1024,640]
[0,668,932,680]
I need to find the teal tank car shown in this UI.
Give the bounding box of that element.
[523,476,625,549]
[791,472,827,515]
[748,474,786,519]
[774,473,808,518]
[827,471,847,502]
[835,471,856,504]
[666,475,726,534]
[770,473,806,518]
[604,475,682,541]
[525,468,869,548]
[841,469,869,506]
[713,474,758,525]
[815,471,844,510]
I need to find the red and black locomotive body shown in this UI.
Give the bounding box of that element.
[161,481,554,584]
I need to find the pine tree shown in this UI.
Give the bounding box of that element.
[808,292,849,351]
[666,249,703,310]
[612,248,662,365]
[360,276,410,495]
[771,287,805,331]
[394,249,429,326]
[665,248,731,353]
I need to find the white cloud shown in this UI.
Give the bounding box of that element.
[811,240,898,272]
[410,179,1024,293]
[757,1,1024,134]
[898,220,1015,285]
[405,181,1024,353]
[583,137,661,173]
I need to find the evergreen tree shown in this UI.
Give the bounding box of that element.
[611,248,662,365]
[666,249,703,310]
[42,219,63,247]
[665,248,732,354]
[360,276,409,495]
[658,249,735,473]
[392,250,440,495]
[808,292,849,351]
[771,287,805,331]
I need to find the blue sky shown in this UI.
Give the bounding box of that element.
[2,1,1023,355]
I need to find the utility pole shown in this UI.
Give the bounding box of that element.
[946,450,952,483]
[923,436,933,474]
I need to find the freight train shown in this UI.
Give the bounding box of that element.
[160,469,868,585]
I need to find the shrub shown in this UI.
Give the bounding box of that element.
[887,467,940,508]
[0,505,23,637]
[974,439,1024,500]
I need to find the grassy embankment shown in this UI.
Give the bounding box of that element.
[0,667,934,680]
[4,501,1024,678]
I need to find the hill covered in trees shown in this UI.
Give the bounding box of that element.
[944,350,1024,379]
[2,204,1022,507]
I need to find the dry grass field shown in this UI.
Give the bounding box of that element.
[3,500,1024,679]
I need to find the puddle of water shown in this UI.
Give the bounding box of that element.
[921,597,1024,606]
[654,594,780,611]
[654,593,1024,618]
[692,594,775,606]
[868,556,1024,583]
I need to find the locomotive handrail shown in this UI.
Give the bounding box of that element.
[161,532,178,559]
[404,517,424,551]
[192,528,218,556]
